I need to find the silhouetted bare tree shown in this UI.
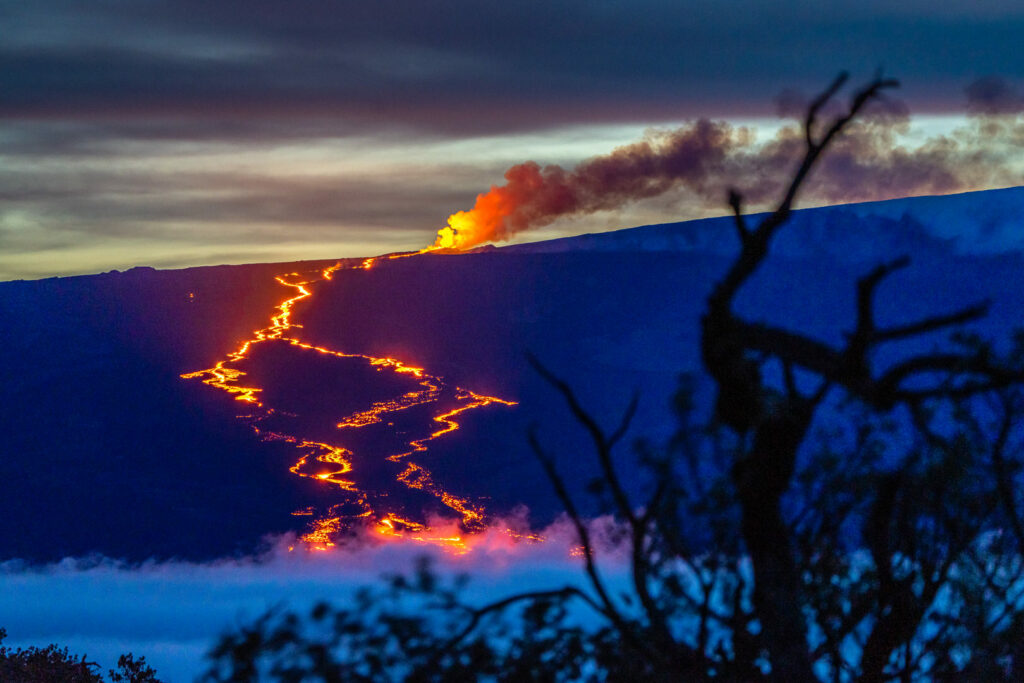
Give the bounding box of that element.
[203,74,1024,681]
[696,71,1024,680]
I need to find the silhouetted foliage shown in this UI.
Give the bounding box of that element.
[203,74,1024,681]
[107,654,163,683]
[0,627,163,683]
[0,626,102,683]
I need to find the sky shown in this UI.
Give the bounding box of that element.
[3,0,1024,279]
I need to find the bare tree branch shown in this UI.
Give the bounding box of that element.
[728,188,750,243]
[873,302,990,344]
[528,431,621,621]
[424,586,599,673]
[528,352,636,525]
[988,392,1024,547]
[709,74,899,318]
[609,391,640,449]
[805,72,850,147]
[853,256,911,342]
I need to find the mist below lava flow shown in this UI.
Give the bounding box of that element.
[2,186,1024,562]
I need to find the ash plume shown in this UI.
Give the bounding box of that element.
[435,78,1024,250]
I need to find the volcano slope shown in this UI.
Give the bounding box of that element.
[2,186,1023,561]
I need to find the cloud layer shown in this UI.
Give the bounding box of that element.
[0,520,626,682]
[5,1,1024,128]
[3,1,1024,278]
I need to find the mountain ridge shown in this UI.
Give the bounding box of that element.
[4,186,1023,286]
[3,186,1024,561]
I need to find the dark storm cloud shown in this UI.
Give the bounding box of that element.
[4,0,1024,136]
[0,119,389,158]
[4,1,1024,278]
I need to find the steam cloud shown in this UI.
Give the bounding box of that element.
[435,78,1024,250]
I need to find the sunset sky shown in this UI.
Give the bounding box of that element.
[3,0,1024,279]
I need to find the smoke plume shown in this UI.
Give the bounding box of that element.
[435,78,1024,250]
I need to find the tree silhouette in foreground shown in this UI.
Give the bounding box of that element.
[0,628,163,683]
[204,74,1024,681]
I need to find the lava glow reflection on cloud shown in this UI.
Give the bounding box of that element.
[0,517,627,682]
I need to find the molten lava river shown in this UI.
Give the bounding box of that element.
[182,254,519,552]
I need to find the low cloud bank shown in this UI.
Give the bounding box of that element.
[0,517,625,681]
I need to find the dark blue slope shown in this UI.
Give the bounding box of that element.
[2,188,1023,561]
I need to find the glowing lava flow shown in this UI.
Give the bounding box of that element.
[182,255,516,552]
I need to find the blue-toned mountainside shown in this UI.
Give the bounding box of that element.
[2,187,1023,562]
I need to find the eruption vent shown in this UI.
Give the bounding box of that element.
[435,79,1024,250]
